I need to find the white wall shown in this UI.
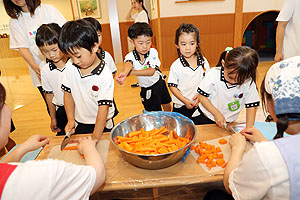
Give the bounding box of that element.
[159,0,235,18]
[243,0,286,13]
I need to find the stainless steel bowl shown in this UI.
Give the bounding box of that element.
[110,111,197,169]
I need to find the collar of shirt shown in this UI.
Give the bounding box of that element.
[46,58,69,71]
[220,66,238,89]
[132,49,150,62]
[73,53,105,76]
[179,53,205,71]
[98,46,105,59]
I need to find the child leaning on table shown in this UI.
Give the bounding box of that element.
[59,19,116,141]
[35,23,69,136]
[197,46,260,128]
[116,22,172,112]
[0,83,105,199]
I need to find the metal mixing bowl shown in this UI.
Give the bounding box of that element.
[110,111,197,169]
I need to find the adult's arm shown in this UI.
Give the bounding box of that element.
[274,21,288,62]
[19,48,41,80]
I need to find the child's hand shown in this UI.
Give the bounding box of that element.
[229,132,246,152]
[184,99,196,109]
[50,118,61,133]
[115,73,126,85]
[21,135,50,152]
[77,136,97,155]
[214,112,226,128]
[192,94,200,108]
[240,127,268,143]
[65,121,75,135]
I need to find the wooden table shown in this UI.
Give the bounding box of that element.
[37,124,229,198]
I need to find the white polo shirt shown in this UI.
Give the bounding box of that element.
[99,47,117,74]
[276,0,300,59]
[9,4,66,87]
[168,54,210,107]
[41,59,71,106]
[2,159,96,200]
[198,66,260,122]
[124,48,161,88]
[61,59,115,124]
[132,10,149,24]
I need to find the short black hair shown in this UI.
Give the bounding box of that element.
[83,17,102,32]
[128,22,153,40]
[35,23,61,47]
[58,19,98,55]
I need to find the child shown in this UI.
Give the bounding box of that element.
[58,19,116,141]
[221,58,300,200]
[35,23,69,136]
[197,46,260,128]
[168,23,210,124]
[83,17,117,77]
[116,22,172,112]
[0,83,105,199]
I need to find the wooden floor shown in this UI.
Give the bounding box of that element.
[0,57,274,145]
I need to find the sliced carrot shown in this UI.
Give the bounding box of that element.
[63,146,77,150]
[216,158,225,167]
[219,139,227,144]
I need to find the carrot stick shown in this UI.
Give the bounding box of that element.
[63,146,77,150]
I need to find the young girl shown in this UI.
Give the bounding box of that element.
[197,46,260,128]
[221,57,300,200]
[168,23,210,124]
[126,0,149,24]
[35,23,70,136]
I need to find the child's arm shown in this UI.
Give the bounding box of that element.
[77,136,105,194]
[45,93,60,133]
[199,95,226,128]
[223,132,246,193]
[1,135,50,163]
[0,105,11,149]
[92,105,109,141]
[246,107,257,128]
[169,87,195,109]
[64,91,75,134]
[115,62,133,85]
[130,67,156,76]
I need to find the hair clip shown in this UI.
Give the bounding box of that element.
[225,47,233,53]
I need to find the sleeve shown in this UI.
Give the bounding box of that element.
[197,69,215,97]
[48,4,67,26]
[229,146,272,200]
[61,69,71,93]
[276,0,295,22]
[167,61,179,88]
[9,19,29,50]
[244,82,260,108]
[105,52,117,74]
[137,10,149,23]
[149,48,161,69]
[41,65,53,94]
[97,74,114,107]
[124,53,133,64]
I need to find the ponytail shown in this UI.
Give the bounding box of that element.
[274,115,289,139]
[216,51,227,67]
[142,4,150,23]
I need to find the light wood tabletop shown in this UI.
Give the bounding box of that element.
[37,124,231,192]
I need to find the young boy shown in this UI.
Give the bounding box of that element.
[36,23,69,136]
[116,22,172,112]
[58,19,116,141]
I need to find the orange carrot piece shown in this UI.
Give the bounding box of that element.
[221,162,227,168]
[128,131,141,138]
[173,131,179,139]
[63,146,77,150]
[158,148,168,154]
[219,138,227,144]
[216,147,221,152]
[122,142,134,151]
[216,158,225,167]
